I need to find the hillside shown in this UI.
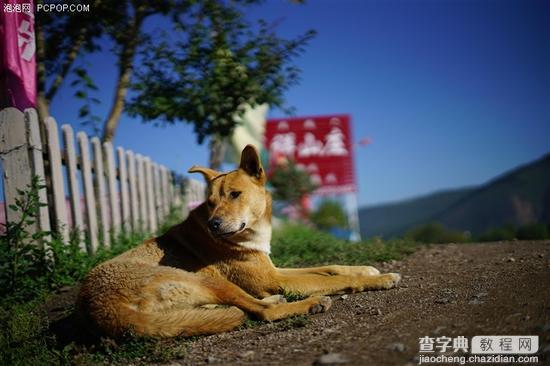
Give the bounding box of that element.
[358,188,475,238]
[359,153,550,238]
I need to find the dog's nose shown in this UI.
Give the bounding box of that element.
[208,217,223,232]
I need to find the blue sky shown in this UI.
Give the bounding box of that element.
[48,0,550,207]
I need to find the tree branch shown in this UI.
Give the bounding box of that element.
[45,27,87,102]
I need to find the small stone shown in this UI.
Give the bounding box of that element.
[340,294,349,300]
[314,352,349,365]
[523,315,531,321]
[387,342,406,352]
[433,326,446,335]
[206,356,217,363]
[538,254,544,258]
[239,350,255,358]
[507,257,516,262]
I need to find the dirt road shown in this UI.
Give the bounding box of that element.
[178,241,550,365]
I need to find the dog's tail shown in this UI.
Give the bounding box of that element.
[123,306,246,337]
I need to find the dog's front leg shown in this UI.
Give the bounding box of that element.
[277,264,381,277]
[202,275,332,321]
[275,270,401,297]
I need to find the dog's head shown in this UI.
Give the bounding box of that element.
[188,145,270,240]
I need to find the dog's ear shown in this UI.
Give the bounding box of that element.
[239,145,265,184]
[188,165,220,182]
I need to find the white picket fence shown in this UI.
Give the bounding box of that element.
[0,107,206,253]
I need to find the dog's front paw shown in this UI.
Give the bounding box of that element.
[262,294,287,304]
[380,273,401,289]
[358,265,380,276]
[308,296,332,314]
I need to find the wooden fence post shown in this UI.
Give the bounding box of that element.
[103,141,120,237]
[62,124,85,249]
[145,157,157,232]
[136,154,148,231]
[126,150,139,231]
[117,147,130,232]
[44,117,69,243]
[77,132,99,253]
[0,107,51,238]
[91,137,110,248]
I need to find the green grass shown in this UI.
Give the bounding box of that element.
[272,224,417,267]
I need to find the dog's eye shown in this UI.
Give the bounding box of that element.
[229,191,241,199]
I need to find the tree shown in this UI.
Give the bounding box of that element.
[310,200,348,231]
[36,0,193,137]
[126,0,315,168]
[269,160,317,217]
[36,1,314,168]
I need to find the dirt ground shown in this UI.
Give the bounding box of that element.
[175,241,550,365]
[46,241,550,365]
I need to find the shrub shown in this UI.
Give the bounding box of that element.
[309,200,347,231]
[405,222,468,244]
[516,223,549,240]
[477,225,517,242]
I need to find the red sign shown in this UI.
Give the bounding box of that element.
[265,115,356,195]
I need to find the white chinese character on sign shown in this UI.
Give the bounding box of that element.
[4,3,13,12]
[419,336,435,353]
[17,20,36,61]
[452,336,469,352]
[321,127,348,156]
[325,173,337,184]
[277,121,289,130]
[298,132,323,157]
[304,163,322,185]
[14,3,22,12]
[270,133,296,156]
[22,3,31,13]
[435,336,452,352]
[304,119,316,129]
[310,174,322,185]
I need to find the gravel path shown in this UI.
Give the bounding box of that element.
[177,241,550,365]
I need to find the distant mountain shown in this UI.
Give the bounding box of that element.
[359,154,550,238]
[359,188,475,238]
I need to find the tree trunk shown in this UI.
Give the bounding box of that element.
[101,17,141,142]
[209,135,226,170]
[101,62,133,142]
[35,19,49,121]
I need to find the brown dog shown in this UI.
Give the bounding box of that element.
[77,145,400,338]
